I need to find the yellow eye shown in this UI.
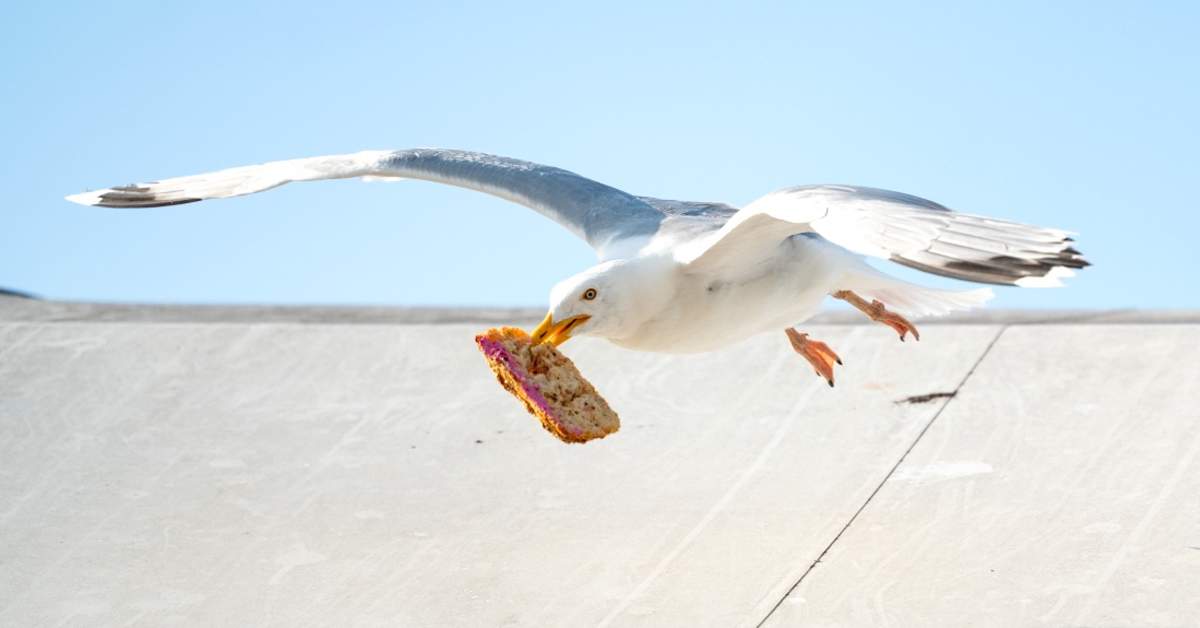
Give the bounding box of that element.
[582,288,598,301]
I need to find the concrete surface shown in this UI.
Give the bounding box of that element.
[761,325,1200,628]
[1,300,1197,627]
[4,294,1200,325]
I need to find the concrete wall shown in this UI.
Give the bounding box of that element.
[1,299,1197,626]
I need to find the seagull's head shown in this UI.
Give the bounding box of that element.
[531,258,671,347]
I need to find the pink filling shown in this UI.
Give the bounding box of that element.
[477,336,579,435]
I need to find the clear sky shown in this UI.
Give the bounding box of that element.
[2,1,1197,308]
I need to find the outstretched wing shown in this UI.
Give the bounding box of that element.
[66,149,665,254]
[678,184,1088,286]
[635,196,739,218]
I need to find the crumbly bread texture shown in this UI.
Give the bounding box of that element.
[475,327,620,443]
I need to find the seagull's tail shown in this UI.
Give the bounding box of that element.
[837,265,994,318]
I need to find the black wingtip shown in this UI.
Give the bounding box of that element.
[91,184,202,208]
[95,196,202,208]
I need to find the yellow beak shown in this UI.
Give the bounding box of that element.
[530,312,591,347]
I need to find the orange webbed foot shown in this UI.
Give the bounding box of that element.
[867,300,920,342]
[833,290,921,342]
[785,328,842,387]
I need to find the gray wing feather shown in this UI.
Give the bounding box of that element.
[635,196,739,218]
[802,185,1090,285]
[384,150,663,248]
[66,149,665,252]
[683,184,1088,287]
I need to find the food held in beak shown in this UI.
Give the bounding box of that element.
[475,327,619,443]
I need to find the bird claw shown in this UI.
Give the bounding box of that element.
[866,300,920,342]
[786,328,841,387]
[834,291,920,342]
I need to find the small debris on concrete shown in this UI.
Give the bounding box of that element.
[897,391,957,405]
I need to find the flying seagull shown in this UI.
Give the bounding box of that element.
[67,149,1087,386]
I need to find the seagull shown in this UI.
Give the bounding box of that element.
[67,149,1088,386]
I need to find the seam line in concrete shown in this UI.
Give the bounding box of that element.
[753,325,1009,628]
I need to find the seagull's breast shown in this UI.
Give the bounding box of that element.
[610,237,845,353]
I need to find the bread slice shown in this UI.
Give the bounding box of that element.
[475,327,619,443]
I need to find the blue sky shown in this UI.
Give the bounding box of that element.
[2,1,1197,308]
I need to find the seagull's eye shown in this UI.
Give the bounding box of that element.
[581,288,598,301]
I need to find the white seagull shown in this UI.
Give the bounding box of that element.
[67,149,1087,386]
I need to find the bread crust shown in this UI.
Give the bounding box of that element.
[475,327,619,443]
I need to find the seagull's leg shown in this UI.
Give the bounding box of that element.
[832,290,920,342]
[785,328,842,388]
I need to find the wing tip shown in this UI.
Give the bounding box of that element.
[65,186,201,208]
[64,190,103,206]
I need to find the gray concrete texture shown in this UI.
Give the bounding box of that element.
[1,297,1198,626]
